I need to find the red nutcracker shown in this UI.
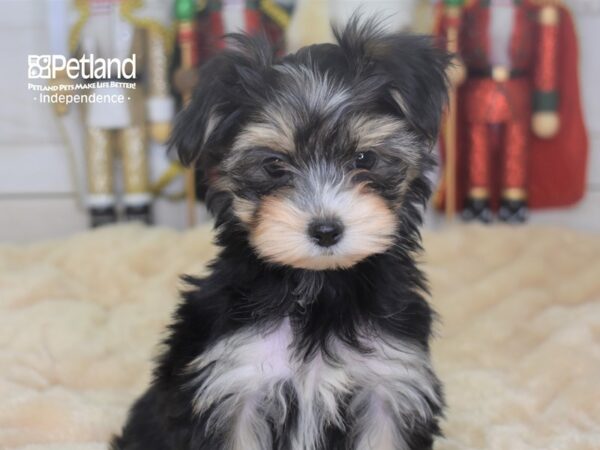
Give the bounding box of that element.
[436,0,588,222]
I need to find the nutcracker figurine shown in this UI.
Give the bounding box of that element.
[54,0,175,227]
[436,0,588,222]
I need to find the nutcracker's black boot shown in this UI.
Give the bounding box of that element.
[90,206,118,228]
[461,197,493,223]
[498,198,528,223]
[125,203,154,225]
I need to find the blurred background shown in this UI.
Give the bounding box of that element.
[0,0,598,242]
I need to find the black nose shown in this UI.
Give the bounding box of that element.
[308,219,344,247]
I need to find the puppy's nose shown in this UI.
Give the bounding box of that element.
[308,219,344,247]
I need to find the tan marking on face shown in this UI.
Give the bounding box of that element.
[350,115,405,150]
[250,187,397,270]
[232,196,257,224]
[394,166,419,201]
[349,114,421,166]
[233,120,295,154]
[210,175,235,195]
[250,196,310,267]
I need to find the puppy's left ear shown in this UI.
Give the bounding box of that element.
[169,34,273,185]
[337,19,450,141]
[381,35,450,141]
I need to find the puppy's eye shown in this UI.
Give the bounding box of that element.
[263,157,288,179]
[354,151,377,170]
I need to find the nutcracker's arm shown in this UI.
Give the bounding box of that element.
[532,3,561,138]
[146,30,175,144]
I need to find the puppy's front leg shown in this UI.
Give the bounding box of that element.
[350,388,437,450]
[212,394,273,450]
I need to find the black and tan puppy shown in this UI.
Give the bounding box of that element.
[113,17,449,450]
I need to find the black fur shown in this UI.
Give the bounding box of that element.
[113,17,449,450]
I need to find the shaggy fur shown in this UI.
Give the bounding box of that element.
[113,18,449,450]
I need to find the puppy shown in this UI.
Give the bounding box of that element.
[113,17,449,450]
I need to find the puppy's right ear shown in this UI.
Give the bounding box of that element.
[169,34,273,173]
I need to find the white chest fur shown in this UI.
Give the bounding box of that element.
[188,319,440,450]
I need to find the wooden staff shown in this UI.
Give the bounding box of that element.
[176,0,198,227]
[443,0,463,220]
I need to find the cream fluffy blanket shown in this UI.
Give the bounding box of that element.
[1,225,599,450]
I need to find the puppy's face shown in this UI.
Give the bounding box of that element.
[172,20,448,270]
[225,96,413,271]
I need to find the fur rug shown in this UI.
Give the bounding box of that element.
[1,224,599,450]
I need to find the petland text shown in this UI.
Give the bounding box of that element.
[28,54,136,80]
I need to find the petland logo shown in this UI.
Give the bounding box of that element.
[28,54,136,80]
